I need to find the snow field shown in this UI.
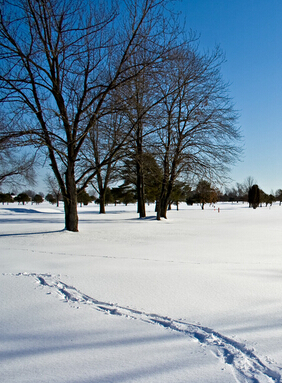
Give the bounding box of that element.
[1,202,282,382]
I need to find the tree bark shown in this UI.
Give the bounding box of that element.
[157,183,168,219]
[136,122,146,218]
[99,188,106,214]
[160,198,168,219]
[158,174,175,219]
[157,182,169,219]
[64,165,78,232]
[157,152,174,219]
[136,165,146,218]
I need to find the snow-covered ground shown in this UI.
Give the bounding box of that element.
[1,201,282,382]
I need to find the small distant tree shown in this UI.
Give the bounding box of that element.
[0,193,14,204]
[45,194,56,205]
[186,196,195,205]
[95,187,115,206]
[169,182,191,211]
[120,152,161,211]
[236,182,248,202]
[0,117,35,189]
[122,190,136,206]
[110,187,123,205]
[224,181,249,203]
[223,187,235,203]
[32,194,43,204]
[105,188,115,205]
[275,189,282,206]
[194,180,217,210]
[111,186,136,206]
[77,190,93,206]
[244,176,256,191]
[248,184,260,209]
[259,189,274,207]
[24,190,36,199]
[45,175,62,207]
[14,193,30,205]
[267,194,275,206]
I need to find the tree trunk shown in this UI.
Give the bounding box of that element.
[99,188,106,214]
[156,185,169,219]
[157,156,169,219]
[160,198,168,218]
[136,122,146,218]
[137,166,146,218]
[95,163,112,215]
[99,201,106,214]
[158,176,174,220]
[56,194,60,207]
[64,197,78,231]
[156,200,162,220]
[64,165,78,232]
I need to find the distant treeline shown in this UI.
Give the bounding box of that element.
[1,179,281,211]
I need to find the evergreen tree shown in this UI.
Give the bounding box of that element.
[248,185,260,209]
[120,152,162,207]
[32,194,43,204]
[45,194,56,205]
[194,180,217,210]
[14,193,30,205]
[0,193,14,204]
[275,189,282,205]
[111,186,136,206]
[169,182,191,210]
[77,190,93,206]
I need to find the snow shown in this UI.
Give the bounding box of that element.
[1,201,282,382]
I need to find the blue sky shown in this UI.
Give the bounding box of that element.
[178,0,282,193]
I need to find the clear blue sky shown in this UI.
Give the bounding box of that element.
[178,0,282,193]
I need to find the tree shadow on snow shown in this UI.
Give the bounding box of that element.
[128,215,157,221]
[0,327,203,383]
[0,229,66,237]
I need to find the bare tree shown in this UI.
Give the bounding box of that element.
[0,150,35,189]
[0,0,175,230]
[45,174,62,207]
[80,1,181,218]
[119,64,161,217]
[194,180,218,210]
[154,45,241,219]
[244,176,256,190]
[117,33,183,218]
[0,119,35,189]
[82,109,127,214]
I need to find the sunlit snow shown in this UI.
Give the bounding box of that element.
[1,202,282,382]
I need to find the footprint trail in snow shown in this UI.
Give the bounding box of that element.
[14,272,282,383]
